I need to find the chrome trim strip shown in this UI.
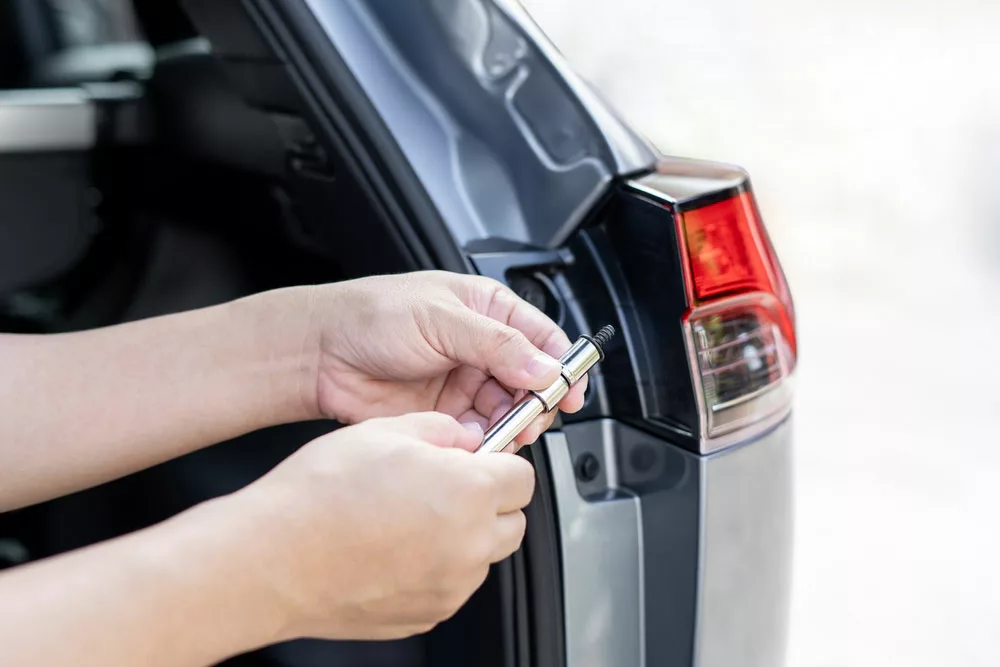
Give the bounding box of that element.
[627,158,749,209]
[545,431,645,666]
[0,89,96,153]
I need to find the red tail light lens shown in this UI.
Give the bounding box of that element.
[676,190,796,442]
[680,192,796,357]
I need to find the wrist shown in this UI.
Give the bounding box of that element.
[142,494,297,660]
[223,286,324,423]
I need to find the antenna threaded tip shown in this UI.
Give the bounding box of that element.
[592,325,615,349]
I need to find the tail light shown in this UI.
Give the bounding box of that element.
[676,190,796,442]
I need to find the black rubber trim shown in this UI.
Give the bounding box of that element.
[520,443,566,667]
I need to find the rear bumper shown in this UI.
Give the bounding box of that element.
[547,417,792,667]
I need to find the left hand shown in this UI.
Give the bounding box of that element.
[302,271,587,448]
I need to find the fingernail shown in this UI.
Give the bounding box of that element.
[461,422,484,438]
[526,353,561,380]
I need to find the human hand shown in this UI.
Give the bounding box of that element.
[303,271,586,448]
[228,412,535,641]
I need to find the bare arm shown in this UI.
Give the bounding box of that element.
[0,272,581,512]
[0,414,535,666]
[0,288,316,510]
[0,271,581,664]
[0,496,286,666]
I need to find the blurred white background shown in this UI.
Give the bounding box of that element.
[521,1,1000,665]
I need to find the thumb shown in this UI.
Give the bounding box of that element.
[440,310,563,392]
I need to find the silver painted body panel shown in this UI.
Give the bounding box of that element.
[492,0,657,175]
[546,430,645,667]
[548,418,793,667]
[695,419,793,667]
[301,0,656,249]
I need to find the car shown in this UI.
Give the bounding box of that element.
[0,1,796,665]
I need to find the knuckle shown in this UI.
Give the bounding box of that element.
[359,416,392,434]
[414,410,455,429]
[516,454,537,477]
[470,274,507,296]
[461,564,491,606]
[523,475,537,505]
[414,620,439,636]
[493,326,526,353]
[510,465,536,505]
[456,475,495,514]
[470,468,498,502]
[399,412,463,443]
[475,535,495,565]
[441,577,480,617]
[511,510,528,539]
[454,274,502,309]
[430,586,461,620]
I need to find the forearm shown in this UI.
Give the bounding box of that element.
[0,287,319,510]
[0,495,289,666]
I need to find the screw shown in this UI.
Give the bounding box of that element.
[575,453,601,482]
[629,443,657,473]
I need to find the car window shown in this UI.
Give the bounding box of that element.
[45,0,142,48]
[26,0,152,87]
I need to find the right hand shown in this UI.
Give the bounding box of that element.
[230,412,535,642]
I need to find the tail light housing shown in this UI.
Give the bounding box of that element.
[676,189,796,445]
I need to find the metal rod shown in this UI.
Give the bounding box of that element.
[476,326,615,454]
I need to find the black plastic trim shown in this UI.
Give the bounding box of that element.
[563,419,701,667]
[245,0,469,274]
[520,442,566,667]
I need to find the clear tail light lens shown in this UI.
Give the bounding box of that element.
[676,191,796,441]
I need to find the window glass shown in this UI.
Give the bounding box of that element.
[45,0,142,47]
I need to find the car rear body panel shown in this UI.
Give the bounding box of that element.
[297,0,657,249]
[695,418,793,667]
[549,418,792,667]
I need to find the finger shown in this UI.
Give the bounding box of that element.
[490,511,528,563]
[514,411,556,447]
[456,408,489,435]
[558,373,588,414]
[462,277,574,360]
[457,419,485,451]
[476,453,535,513]
[487,402,510,430]
[461,278,594,414]
[383,412,480,451]
[434,365,487,418]
[472,285,591,414]
[439,309,563,393]
[473,379,515,423]
[476,282,578,386]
